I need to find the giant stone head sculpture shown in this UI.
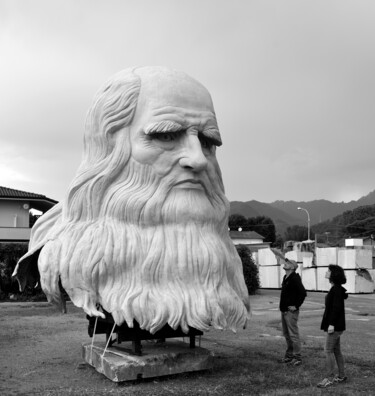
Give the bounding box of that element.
[14,67,250,334]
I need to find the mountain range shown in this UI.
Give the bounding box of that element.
[230,190,375,236]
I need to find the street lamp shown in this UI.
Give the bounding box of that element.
[297,207,311,241]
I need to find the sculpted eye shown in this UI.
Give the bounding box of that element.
[199,135,214,150]
[153,133,176,142]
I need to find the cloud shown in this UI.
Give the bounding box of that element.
[0,0,374,203]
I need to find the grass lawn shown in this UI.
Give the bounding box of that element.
[1,289,374,395]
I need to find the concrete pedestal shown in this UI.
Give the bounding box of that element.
[82,340,214,382]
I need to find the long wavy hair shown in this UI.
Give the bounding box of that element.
[65,68,141,222]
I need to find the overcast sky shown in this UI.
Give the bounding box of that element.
[1,0,374,204]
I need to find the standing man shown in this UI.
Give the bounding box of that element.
[279,257,306,366]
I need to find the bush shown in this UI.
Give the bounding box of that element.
[236,244,259,295]
[0,242,46,301]
[0,242,28,296]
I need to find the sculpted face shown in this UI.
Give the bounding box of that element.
[13,67,250,334]
[119,69,227,225]
[130,71,221,183]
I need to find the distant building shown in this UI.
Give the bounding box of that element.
[229,230,271,252]
[0,186,57,243]
[362,236,375,269]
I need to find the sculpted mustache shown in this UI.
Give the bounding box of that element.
[165,176,221,198]
[173,179,204,187]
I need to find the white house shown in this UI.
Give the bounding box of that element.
[0,186,57,242]
[229,230,271,252]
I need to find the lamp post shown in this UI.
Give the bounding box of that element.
[297,207,311,241]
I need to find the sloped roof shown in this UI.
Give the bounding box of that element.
[229,230,265,240]
[0,186,57,202]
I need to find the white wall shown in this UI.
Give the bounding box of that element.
[0,227,31,240]
[316,247,338,266]
[0,200,30,228]
[256,247,375,294]
[232,238,264,245]
[259,265,281,288]
[338,249,372,269]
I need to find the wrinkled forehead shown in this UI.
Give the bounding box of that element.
[133,68,220,136]
[136,68,215,110]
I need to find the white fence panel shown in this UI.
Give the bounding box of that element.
[259,265,281,288]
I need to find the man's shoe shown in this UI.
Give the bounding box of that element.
[279,357,293,363]
[317,378,333,388]
[333,376,347,383]
[289,358,302,366]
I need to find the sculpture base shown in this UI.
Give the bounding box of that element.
[82,340,214,382]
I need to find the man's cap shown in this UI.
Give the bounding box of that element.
[285,258,298,270]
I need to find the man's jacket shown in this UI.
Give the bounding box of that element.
[279,271,306,312]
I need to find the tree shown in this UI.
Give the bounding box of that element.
[284,225,310,241]
[236,244,259,295]
[0,243,28,297]
[274,233,284,249]
[311,204,375,240]
[0,243,46,301]
[229,214,277,244]
[247,216,276,244]
[228,214,248,230]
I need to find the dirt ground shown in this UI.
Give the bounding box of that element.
[1,290,375,396]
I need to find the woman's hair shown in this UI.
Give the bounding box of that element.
[328,264,346,285]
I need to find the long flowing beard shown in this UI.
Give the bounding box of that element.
[38,158,250,333]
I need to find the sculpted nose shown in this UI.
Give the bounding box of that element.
[179,135,208,172]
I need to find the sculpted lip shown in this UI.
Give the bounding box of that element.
[174,179,204,189]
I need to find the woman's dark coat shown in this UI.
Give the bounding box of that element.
[321,284,348,332]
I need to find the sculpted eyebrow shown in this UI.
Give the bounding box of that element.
[144,121,183,135]
[201,127,222,146]
[144,120,222,147]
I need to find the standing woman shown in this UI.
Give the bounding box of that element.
[317,264,348,388]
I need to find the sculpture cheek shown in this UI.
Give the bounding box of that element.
[131,144,177,178]
[151,153,181,176]
[131,140,161,165]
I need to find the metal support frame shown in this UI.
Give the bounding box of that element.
[87,307,203,356]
